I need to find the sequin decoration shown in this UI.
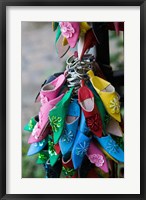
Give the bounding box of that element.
[76,141,90,157]
[62,166,76,177]
[48,140,57,156]
[50,116,62,132]
[38,152,48,162]
[109,96,120,114]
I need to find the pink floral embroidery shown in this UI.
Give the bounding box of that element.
[88,154,104,167]
[59,22,75,38]
[40,94,48,105]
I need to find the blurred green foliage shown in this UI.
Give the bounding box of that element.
[109,31,124,70]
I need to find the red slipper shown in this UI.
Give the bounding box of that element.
[78,80,102,137]
[79,29,98,60]
[54,143,61,154]
[62,157,78,178]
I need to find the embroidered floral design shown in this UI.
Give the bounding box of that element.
[28,119,33,130]
[86,113,102,132]
[40,94,49,105]
[88,154,104,167]
[48,140,57,156]
[39,139,46,146]
[61,130,74,143]
[34,139,46,147]
[59,22,75,38]
[50,116,62,132]
[109,96,120,114]
[105,139,119,154]
[38,153,48,162]
[62,166,76,177]
[76,141,90,157]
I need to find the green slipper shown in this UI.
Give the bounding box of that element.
[24,116,38,132]
[88,82,107,133]
[49,87,74,144]
[36,150,49,164]
[48,136,60,166]
[52,22,59,31]
[55,25,61,44]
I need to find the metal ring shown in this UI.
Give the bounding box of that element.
[66,55,78,66]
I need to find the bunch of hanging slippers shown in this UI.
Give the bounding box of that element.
[24,22,124,178]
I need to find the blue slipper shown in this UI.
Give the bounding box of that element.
[27,136,48,156]
[59,99,80,156]
[94,134,124,163]
[72,112,91,169]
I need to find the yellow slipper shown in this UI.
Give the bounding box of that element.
[87,70,121,122]
[62,37,68,46]
[80,22,91,37]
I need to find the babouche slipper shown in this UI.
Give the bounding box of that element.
[62,156,78,178]
[59,99,80,156]
[87,70,121,122]
[24,115,38,132]
[27,136,48,156]
[28,93,64,144]
[36,150,49,164]
[37,74,66,102]
[78,29,98,60]
[59,22,80,48]
[72,111,91,169]
[106,117,123,137]
[52,22,59,31]
[87,81,108,133]
[48,136,60,167]
[35,72,63,102]
[49,87,74,144]
[95,134,124,163]
[87,141,109,173]
[78,79,102,137]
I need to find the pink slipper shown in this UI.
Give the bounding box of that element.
[59,22,80,48]
[106,117,123,137]
[28,93,64,144]
[36,74,66,102]
[87,141,109,173]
